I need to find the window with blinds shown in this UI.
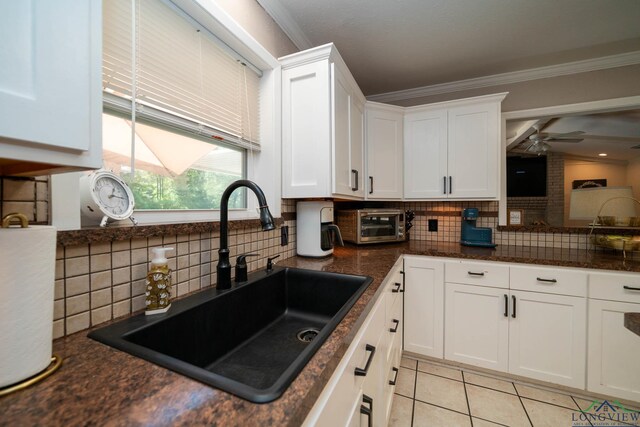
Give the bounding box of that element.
[101,0,262,211]
[103,0,260,147]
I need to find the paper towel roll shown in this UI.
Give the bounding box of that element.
[0,225,56,388]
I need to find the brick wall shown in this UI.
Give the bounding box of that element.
[546,152,564,226]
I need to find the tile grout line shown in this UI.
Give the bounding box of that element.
[411,359,418,427]
[413,397,474,418]
[513,382,535,427]
[571,396,596,427]
[462,371,474,427]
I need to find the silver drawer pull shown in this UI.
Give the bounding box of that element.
[468,271,485,276]
[623,285,640,291]
[536,277,557,283]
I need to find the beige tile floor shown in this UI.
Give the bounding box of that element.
[390,355,640,427]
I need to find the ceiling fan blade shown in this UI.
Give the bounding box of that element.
[545,130,586,137]
[546,138,583,143]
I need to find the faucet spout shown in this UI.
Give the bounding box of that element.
[217,180,274,290]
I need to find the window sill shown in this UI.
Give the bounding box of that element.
[56,215,293,246]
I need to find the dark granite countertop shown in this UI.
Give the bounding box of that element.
[1,242,638,426]
[625,313,640,337]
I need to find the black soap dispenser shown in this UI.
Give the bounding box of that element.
[235,253,259,282]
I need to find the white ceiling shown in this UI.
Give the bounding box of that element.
[258,0,640,97]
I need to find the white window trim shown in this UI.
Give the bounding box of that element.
[52,0,282,230]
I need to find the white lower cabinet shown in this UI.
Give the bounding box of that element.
[444,282,509,371]
[508,290,586,388]
[426,258,588,390]
[304,260,404,427]
[403,256,444,358]
[587,272,640,402]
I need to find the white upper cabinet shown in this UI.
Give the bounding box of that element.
[281,44,365,199]
[0,0,102,176]
[404,108,448,198]
[404,93,506,199]
[365,102,403,200]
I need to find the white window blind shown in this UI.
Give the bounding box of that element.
[103,0,260,147]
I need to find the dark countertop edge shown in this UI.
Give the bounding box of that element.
[624,313,640,337]
[56,215,294,246]
[497,225,640,235]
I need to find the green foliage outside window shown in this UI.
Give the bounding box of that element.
[124,168,245,210]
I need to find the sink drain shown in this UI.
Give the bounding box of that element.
[297,328,320,343]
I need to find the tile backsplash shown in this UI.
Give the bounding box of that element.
[0,176,49,224]
[52,200,297,338]
[2,175,635,340]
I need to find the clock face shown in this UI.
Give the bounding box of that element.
[94,176,130,216]
[89,172,135,220]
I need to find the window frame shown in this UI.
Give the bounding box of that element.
[51,0,282,230]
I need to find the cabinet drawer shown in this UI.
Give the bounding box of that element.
[510,265,586,297]
[385,294,402,363]
[590,272,640,303]
[304,296,385,426]
[385,268,404,319]
[445,260,509,288]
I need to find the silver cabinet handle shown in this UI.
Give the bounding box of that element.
[536,277,557,283]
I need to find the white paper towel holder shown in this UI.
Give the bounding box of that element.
[0,213,63,397]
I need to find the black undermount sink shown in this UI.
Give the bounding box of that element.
[88,266,372,403]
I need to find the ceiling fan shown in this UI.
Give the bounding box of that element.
[525,125,585,155]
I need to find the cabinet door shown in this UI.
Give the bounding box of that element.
[445,283,509,371]
[365,103,403,200]
[332,63,353,197]
[447,102,499,198]
[508,291,586,388]
[404,109,448,198]
[282,61,331,198]
[0,0,102,174]
[350,96,365,198]
[588,299,640,402]
[404,256,444,358]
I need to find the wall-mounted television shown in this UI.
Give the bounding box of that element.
[507,156,547,197]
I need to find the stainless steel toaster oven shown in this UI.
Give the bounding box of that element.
[335,209,406,244]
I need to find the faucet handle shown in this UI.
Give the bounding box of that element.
[235,253,259,283]
[236,253,259,265]
[266,255,280,272]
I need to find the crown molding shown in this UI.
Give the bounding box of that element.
[368,50,640,103]
[255,0,313,51]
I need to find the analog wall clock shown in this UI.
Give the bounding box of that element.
[80,170,137,227]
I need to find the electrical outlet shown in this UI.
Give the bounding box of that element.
[280,225,289,246]
[428,219,438,232]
